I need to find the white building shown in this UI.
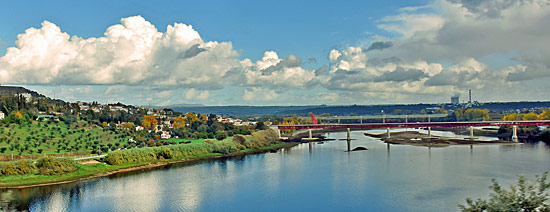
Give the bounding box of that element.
[160,131,171,139]
[0,112,4,120]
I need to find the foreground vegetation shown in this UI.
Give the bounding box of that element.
[459,173,550,211]
[0,130,294,188]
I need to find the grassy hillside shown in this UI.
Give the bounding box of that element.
[0,120,131,157]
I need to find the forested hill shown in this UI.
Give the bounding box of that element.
[0,86,45,98]
[172,101,550,117]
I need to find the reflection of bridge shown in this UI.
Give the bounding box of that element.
[276,120,550,150]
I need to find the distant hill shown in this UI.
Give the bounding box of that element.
[171,101,550,117]
[0,86,45,98]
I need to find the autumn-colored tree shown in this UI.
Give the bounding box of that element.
[173,116,186,128]
[539,109,550,120]
[142,115,158,130]
[185,112,199,123]
[200,114,207,122]
[101,122,108,128]
[154,135,161,140]
[15,111,23,118]
[502,113,522,121]
[523,112,538,120]
[122,122,135,130]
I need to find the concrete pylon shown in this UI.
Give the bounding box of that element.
[386,127,391,139]
[469,126,474,140]
[309,129,313,139]
[512,125,518,142]
[347,128,351,152]
[428,127,431,138]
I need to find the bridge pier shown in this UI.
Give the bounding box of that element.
[512,125,518,142]
[309,129,313,139]
[386,127,391,139]
[469,126,474,140]
[347,128,351,151]
[428,127,431,138]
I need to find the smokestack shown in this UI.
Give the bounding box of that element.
[468,89,471,104]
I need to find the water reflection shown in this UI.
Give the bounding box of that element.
[4,130,550,212]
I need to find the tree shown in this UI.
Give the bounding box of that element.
[173,116,186,128]
[142,115,158,130]
[539,109,550,120]
[101,122,108,128]
[200,114,207,122]
[523,112,538,120]
[15,111,23,118]
[255,121,266,130]
[459,172,550,211]
[122,122,135,130]
[185,112,199,123]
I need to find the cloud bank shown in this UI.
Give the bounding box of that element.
[2,0,550,105]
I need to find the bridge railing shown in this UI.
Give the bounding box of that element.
[276,120,550,130]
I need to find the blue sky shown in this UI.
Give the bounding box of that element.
[1,0,549,106]
[0,0,428,61]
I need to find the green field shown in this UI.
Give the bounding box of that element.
[0,120,131,156]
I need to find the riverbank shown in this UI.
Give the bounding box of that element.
[364,131,518,147]
[0,142,298,189]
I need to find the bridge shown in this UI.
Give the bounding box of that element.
[275,120,550,150]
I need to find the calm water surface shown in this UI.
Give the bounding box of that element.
[7,130,550,211]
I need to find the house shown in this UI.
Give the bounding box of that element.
[160,131,171,139]
[36,115,59,121]
[135,126,145,131]
[0,112,4,120]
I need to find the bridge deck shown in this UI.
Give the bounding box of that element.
[276,120,550,130]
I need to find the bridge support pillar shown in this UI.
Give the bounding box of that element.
[309,129,313,139]
[469,126,474,140]
[347,128,351,152]
[512,125,518,142]
[428,127,431,138]
[386,128,391,139]
[277,129,281,140]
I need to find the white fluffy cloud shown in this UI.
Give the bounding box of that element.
[243,87,279,101]
[2,0,550,105]
[0,16,242,87]
[184,88,210,100]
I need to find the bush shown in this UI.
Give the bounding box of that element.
[0,160,37,176]
[36,157,78,175]
[204,139,216,144]
[158,148,172,159]
[459,172,550,211]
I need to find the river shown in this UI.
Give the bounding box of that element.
[5,130,550,212]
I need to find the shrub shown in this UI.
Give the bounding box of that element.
[158,148,173,159]
[36,157,78,175]
[459,172,550,211]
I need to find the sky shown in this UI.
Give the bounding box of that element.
[1,0,549,106]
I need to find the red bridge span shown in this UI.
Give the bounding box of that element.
[276,120,550,130]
